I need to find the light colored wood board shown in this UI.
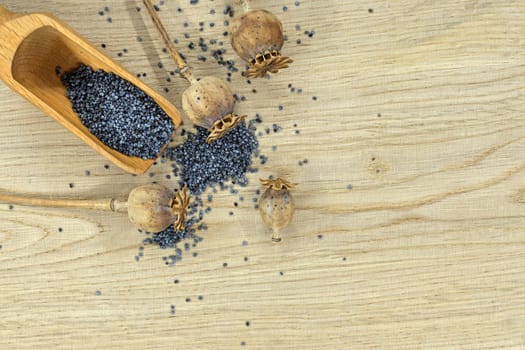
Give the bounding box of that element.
[0,0,525,349]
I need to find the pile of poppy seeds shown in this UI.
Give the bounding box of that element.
[61,64,174,159]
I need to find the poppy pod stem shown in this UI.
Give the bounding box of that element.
[142,0,197,84]
[271,229,282,243]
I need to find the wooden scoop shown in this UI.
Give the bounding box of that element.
[0,6,182,175]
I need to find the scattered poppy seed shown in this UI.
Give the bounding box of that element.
[185,297,191,302]
[223,262,228,267]
[69,183,74,188]
[347,184,353,190]
[245,321,250,327]
[280,271,284,276]
[197,295,203,300]
[107,17,112,23]
[8,205,13,210]
[283,6,288,11]
[58,227,63,232]
[317,234,323,239]
[368,8,374,13]
[95,290,101,296]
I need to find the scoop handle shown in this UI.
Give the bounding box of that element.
[0,6,18,24]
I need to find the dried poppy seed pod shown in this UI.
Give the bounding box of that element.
[181,75,246,143]
[230,8,293,78]
[127,184,189,233]
[259,178,296,242]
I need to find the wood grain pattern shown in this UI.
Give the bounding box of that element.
[1,0,524,349]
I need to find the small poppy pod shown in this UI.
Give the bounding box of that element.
[230,9,293,78]
[127,184,189,233]
[259,178,296,242]
[181,76,245,143]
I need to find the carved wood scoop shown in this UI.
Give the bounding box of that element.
[0,6,182,174]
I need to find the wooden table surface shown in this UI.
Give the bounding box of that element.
[1,1,524,349]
